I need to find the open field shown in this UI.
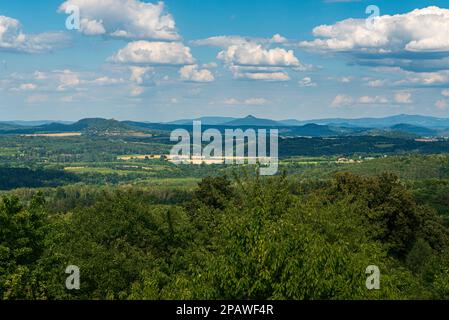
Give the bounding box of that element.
[22,132,82,137]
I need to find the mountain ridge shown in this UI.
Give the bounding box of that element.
[1,115,448,138]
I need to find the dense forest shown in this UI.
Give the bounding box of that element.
[2,173,449,299]
[1,126,449,300]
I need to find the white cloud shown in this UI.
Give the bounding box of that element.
[192,36,251,48]
[394,92,413,104]
[192,34,289,48]
[218,43,300,67]
[79,19,106,36]
[396,70,449,86]
[90,76,125,85]
[110,41,195,65]
[202,62,218,69]
[58,0,179,41]
[129,66,153,84]
[0,15,68,53]
[367,79,388,87]
[234,71,290,81]
[57,70,81,91]
[271,34,288,44]
[338,76,353,83]
[367,67,449,87]
[244,98,270,105]
[11,83,37,92]
[298,77,317,87]
[21,83,37,91]
[223,98,269,106]
[194,35,302,81]
[179,65,214,82]
[300,7,449,53]
[331,94,353,108]
[357,95,389,104]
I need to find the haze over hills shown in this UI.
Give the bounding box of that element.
[1,114,449,138]
[3,120,74,126]
[167,114,449,128]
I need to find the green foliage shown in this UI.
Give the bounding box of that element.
[0,193,48,299]
[1,172,449,300]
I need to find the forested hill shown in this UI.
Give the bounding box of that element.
[1,115,449,137]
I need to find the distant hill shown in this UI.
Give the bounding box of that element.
[0,123,23,131]
[298,114,449,129]
[287,123,338,137]
[0,118,137,135]
[278,119,304,126]
[168,116,237,125]
[389,124,438,137]
[1,120,74,126]
[1,114,448,138]
[223,115,280,127]
[164,114,449,129]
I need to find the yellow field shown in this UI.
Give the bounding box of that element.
[23,132,82,137]
[118,154,165,161]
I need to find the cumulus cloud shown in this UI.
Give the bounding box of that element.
[362,67,449,88]
[57,70,81,91]
[338,76,353,83]
[357,95,389,104]
[394,92,413,104]
[192,34,289,48]
[367,79,388,87]
[193,34,301,81]
[192,36,252,48]
[179,65,214,82]
[58,0,179,40]
[0,15,68,53]
[331,94,392,107]
[396,70,449,86]
[90,76,125,85]
[271,34,288,44]
[129,66,153,84]
[218,43,300,67]
[300,6,449,76]
[300,7,449,53]
[110,41,195,65]
[233,70,290,81]
[223,98,269,106]
[8,69,128,93]
[202,62,218,69]
[10,83,37,92]
[331,94,353,108]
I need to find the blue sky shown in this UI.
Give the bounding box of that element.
[2,0,449,121]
